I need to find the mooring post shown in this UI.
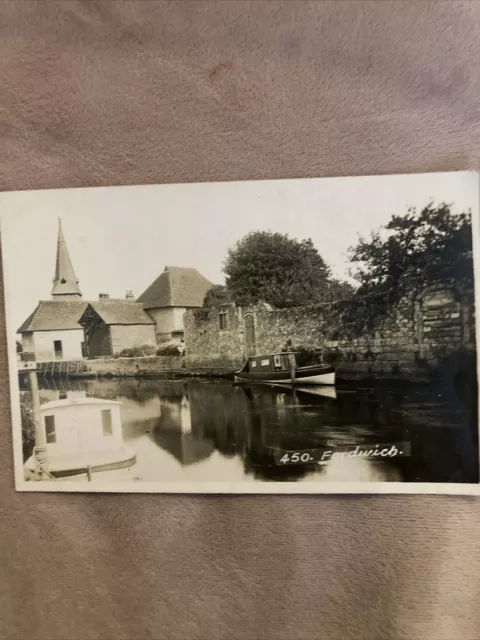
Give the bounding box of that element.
[289,353,296,386]
[28,364,50,480]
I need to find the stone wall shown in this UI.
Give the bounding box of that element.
[325,286,476,380]
[253,304,337,354]
[184,305,245,369]
[86,355,184,374]
[183,284,476,381]
[36,356,185,377]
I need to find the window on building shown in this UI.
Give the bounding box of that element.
[274,355,282,369]
[53,340,63,360]
[101,409,113,436]
[45,415,56,444]
[219,309,228,330]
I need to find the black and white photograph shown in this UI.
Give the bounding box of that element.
[2,171,479,493]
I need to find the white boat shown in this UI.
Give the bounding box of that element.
[24,396,136,478]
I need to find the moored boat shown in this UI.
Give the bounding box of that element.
[234,352,335,386]
[24,396,136,478]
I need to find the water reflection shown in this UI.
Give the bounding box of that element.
[20,374,478,484]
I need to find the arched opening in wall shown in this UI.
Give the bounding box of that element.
[243,313,256,358]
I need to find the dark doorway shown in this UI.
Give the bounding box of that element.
[53,340,63,360]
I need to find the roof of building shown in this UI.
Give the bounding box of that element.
[17,301,88,333]
[137,266,214,309]
[80,301,154,325]
[51,219,82,297]
[40,398,121,411]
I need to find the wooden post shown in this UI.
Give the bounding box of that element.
[86,466,92,482]
[28,365,50,479]
[289,354,296,386]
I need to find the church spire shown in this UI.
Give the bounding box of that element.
[51,218,82,299]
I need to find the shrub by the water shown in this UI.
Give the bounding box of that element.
[20,391,52,462]
[115,344,157,358]
[20,395,35,461]
[156,344,184,356]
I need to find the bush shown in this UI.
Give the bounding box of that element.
[115,344,157,358]
[323,349,342,365]
[292,347,320,367]
[156,344,183,356]
[21,397,35,462]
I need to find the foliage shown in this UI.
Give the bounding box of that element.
[223,231,354,308]
[202,285,232,307]
[20,391,52,462]
[156,344,184,356]
[193,307,211,322]
[292,347,321,367]
[21,396,36,462]
[343,203,473,332]
[115,344,157,358]
[323,349,342,365]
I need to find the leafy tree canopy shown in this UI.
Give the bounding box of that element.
[223,231,353,308]
[345,203,473,329]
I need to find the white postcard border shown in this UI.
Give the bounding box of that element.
[2,171,480,495]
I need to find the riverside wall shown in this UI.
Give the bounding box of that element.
[183,285,476,382]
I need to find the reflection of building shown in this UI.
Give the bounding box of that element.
[138,266,213,343]
[119,395,163,440]
[153,394,214,465]
[79,300,156,357]
[24,397,136,477]
[18,220,87,362]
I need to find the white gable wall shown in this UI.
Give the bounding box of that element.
[109,324,156,354]
[147,307,187,339]
[27,329,85,362]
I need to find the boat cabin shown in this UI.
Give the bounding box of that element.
[25,396,136,476]
[245,352,296,373]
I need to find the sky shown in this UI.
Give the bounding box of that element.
[1,171,478,335]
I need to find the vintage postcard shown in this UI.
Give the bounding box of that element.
[1,171,479,494]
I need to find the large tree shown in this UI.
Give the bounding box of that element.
[223,231,353,308]
[345,203,473,329]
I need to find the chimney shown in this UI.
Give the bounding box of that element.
[99,293,110,300]
[126,290,134,300]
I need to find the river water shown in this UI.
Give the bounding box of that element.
[23,376,478,485]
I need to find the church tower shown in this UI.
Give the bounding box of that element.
[51,219,82,300]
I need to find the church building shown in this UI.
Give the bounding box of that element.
[17,220,87,362]
[18,219,157,363]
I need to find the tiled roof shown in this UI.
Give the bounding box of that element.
[17,301,88,333]
[137,266,214,309]
[81,301,154,325]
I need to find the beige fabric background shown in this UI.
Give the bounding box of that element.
[1,1,480,639]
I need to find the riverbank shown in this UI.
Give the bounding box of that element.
[20,351,475,386]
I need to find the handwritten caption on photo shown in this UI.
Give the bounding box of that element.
[274,442,411,466]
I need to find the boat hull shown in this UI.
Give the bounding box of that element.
[234,365,335,386]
